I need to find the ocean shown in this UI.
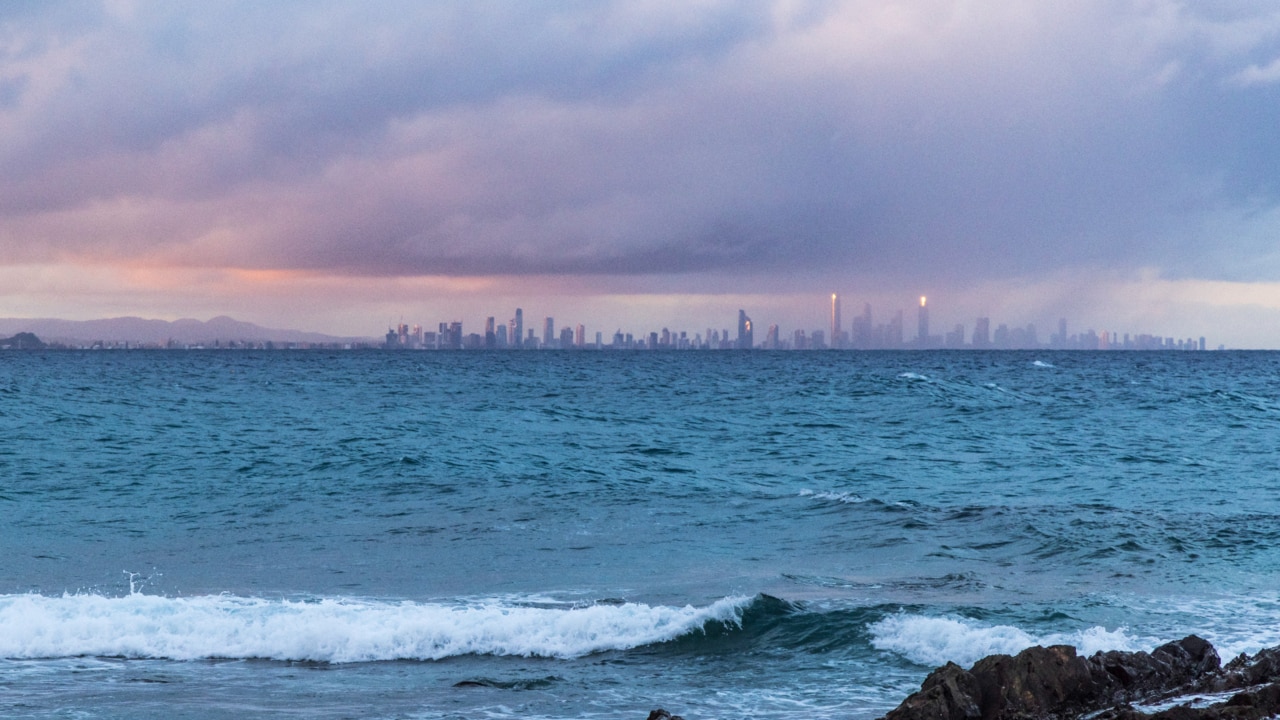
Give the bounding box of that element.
[2,350,1278,719]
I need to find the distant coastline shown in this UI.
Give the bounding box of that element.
[0,333,1237,352]
[0,315,1228,351]
[0,316,374,350]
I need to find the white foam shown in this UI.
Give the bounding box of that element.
[869,613,1145,668]
[898,372,929,381]
[0,593,751,662]
[1137,689,1240,713]
[799,490,866,504]
[1032,360,1055,368]
[1126,594,1280,659]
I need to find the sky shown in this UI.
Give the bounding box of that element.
[2,1,1280,346]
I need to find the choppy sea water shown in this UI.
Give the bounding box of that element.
[2,350,1279,719]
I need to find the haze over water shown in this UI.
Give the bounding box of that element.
[2,350,1278,719]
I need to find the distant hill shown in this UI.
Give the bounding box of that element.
[0,331,46,349]
[0,316,373,346]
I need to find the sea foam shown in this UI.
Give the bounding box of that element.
[798,489,866,504]
[869,613,1145,668]
[0,593,751,662]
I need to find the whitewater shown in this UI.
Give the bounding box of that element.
[0,592,752,662]
[2,350,1278,719]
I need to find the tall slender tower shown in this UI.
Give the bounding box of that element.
[917,296,929,346]
[737,310,753,350]
[831,293,842,350]
[513,308,524,350]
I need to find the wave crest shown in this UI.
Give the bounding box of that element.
[869,613,1145,668]
[0,593,752,662]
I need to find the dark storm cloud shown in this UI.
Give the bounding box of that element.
[2,1,1280,286]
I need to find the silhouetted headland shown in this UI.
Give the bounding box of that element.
[0,332,45,349]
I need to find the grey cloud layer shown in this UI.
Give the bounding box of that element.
[1,1,1279,285]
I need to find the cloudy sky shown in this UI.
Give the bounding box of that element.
[2,1,1280,346]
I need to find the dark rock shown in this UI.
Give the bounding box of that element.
[972,644,1103,718]
[1092,636,1221,703]
[1200,647,1280,693]
[647,710,685,720]
[879,636,1280,720]
[887,662,983,720]
[884,644,1110,720]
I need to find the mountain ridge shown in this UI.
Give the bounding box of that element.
[0,316,372,345]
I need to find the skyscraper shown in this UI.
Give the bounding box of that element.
[765,324,779,349]
[439,321,462,350]
[853,303,872,348]
[973,317,990,348]
[917,296,929,346]
[831,293,842,350]
[543,317,555,349]
[513,308,524,350]
[737,309,753,350]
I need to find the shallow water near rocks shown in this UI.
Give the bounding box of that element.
[2,350,1278,719]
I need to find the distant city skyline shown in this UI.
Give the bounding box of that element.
[380,294,1213,351]
[0,285,1224,350]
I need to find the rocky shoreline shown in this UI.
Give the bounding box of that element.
[649,636,1280,720]
[880,636,1280,720]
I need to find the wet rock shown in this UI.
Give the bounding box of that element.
[888,662,983,720]
[973,644,1104,718]
[647,709,685,720]
[884,644,1110,720]
[1201,646,1280,693]
[879,636,1280,720]
[1093,636,1220,702]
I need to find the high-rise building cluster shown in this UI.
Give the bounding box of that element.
[383,296,1210,351]
[385,307,760,351]
[826,294,1208,351]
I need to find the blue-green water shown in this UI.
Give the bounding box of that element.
[2,350,1279,719]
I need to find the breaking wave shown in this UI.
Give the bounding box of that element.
[0,592,752,662]
[869,613,1146,668]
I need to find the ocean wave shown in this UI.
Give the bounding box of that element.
[1126,594,1280,659]
[0,592,752,662]
[869,613,1146,668]
[798,489,867,504]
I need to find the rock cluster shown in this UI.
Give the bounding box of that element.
[880,636,1280,720]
